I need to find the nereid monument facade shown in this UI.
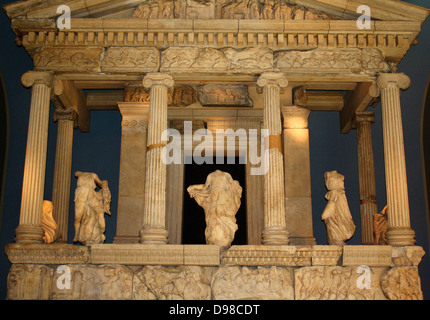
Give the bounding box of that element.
[2,0,430,300]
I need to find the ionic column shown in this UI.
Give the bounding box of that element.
[15,71,63,243]
[139,73,174,244]
[51,108,77,243]
[354,111,377,245]
[114,103,148,243]
[257,72,289,245]
[377,73,416,246]
[282,105,316,245]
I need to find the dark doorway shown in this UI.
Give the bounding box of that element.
[182,157,247,245]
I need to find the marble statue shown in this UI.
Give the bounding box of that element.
[187,170,242,247]
[42,200,60,243]
[73,171,112,245]
[321,170,356,245]
[374,205,388,245]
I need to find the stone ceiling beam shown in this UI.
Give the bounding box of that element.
[57,80,90,132]
[340,82,379,134]
[85,89,345,112]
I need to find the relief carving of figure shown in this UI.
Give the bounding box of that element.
[133,0,331,20]
[247,0,260,19]
[274,3,293,20]
[73,171,112,245]
[321,171,356,245]
[262,0,275,19]
[149,0,160,19]
[221,0,247,19]
[133,2,151,18]
[161,1,174,18]
[187,170,242,247]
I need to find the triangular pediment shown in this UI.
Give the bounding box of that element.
[3,0,429,22]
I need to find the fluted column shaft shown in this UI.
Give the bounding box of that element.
[377,73,416,246]
[52,108,76,242]
[139,73,174,244]
[257,72,289,245]
[15,71,62,243]
[355,111,377,244]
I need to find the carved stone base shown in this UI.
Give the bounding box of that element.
[261,228,290,246]
[5,244,425,300]
[14,224,45,244]
[139,227,169,244]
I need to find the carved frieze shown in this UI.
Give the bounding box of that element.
[7,264,53,300]
[133,0,331,20]
[101,47,159,73]
[295,266,378,300]
[5,243,90,264]
[161,47,272,73]
[211,266,294,300]
[221,245,312,266]
[4,245,426,300]
[33,46,103,72]
[133,266,212,300]
[381,267,423,300]
[51,265,134,300]
[30,45,390,76]
[198,84,253,106]
[124,84,197,106]
[275,48,391,75]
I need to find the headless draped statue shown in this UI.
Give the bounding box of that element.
[73,171,112,245]
[187,170,242,248]
[321,170,356,245]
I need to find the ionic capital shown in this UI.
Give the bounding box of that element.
[21,71,63,95]
[142,73,174,90]
[377,73,411,90]
[257,72,288,89]
[53,108,78,125]
[354,111,375,125]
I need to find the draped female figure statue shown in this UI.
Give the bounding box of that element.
[321,170,356,245]
[187,170,242,248]
[73,171,112,245]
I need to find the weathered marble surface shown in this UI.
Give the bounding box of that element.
[5,245,425,300]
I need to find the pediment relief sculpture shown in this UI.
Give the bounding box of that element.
[133,0,331,20]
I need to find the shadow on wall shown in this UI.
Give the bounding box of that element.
[421,73,430,250]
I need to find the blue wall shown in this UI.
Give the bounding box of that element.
[0,0,429,300]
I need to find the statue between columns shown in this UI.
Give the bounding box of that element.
[187,170,242,248]
[73,171,112,246]
[322,170,356,245]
